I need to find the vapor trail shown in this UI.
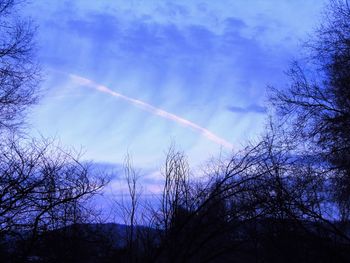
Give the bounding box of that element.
[69,74,233,149]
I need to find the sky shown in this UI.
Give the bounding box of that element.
[23,0,326,182]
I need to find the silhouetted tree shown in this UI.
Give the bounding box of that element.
[0,0,39,132]
[270,0,350,221]
[0,2,111,262]
[114,153,143,262]
[0,138,107,261]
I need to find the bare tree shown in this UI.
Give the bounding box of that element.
[0,1,116,262]
[136,129,350,263]
[0,137,107,261]
[114,153,142,262]
[159,146,191,235]
[270,0,350,221]
[0,0,40,132]
[124,154,141,246]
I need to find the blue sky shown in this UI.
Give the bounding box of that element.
[24,0,325,174]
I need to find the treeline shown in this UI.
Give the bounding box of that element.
[1,0,350,262]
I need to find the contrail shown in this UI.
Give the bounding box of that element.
[69,74,234,149]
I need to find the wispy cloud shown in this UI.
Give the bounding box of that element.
[69,74,234,149]
[227,104,266,114]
